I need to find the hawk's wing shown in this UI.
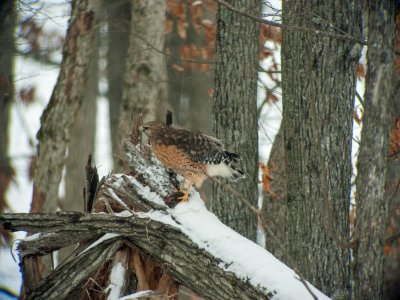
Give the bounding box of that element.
[161,127,227,165]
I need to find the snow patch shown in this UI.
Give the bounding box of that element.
[79,233,120,256]
[124,176,166,206]
[106,262,125,300]
[119,290,157,300]
[107,188,130,211]
[114,210,133,217]
[22,233,42,242]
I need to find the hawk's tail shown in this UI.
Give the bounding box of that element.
[224,151,245,180]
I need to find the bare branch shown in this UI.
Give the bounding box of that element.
[215,0,366,45]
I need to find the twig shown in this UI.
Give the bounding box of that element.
[215,0,366,45]
[129,31,215,65]
[355,90,365,108]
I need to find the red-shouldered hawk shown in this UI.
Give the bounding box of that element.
[139,121,245,202]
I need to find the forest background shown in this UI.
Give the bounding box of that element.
[0,1,399,299]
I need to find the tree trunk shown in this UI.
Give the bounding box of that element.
[116,0,167,170]
[0,0,15,244]
[212,0,260,241]
[64,21,99,212]
[353,2,395,299]
[32,0,99,213]
[106,0,131,160]
[282,0,362,298]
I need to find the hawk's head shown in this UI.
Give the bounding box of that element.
[139,121,164,139]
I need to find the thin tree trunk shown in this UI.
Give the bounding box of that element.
[384,84,400,300]
[0,0,15,244]
[116,0,167,170]
[106,0,131,160]
[212,0,260,241]
[64,21,99,212]
[24,0,100,291]
[282,0,362,297]
[384,8,400,298]
[32,0,99,213]
[354,1,395,299]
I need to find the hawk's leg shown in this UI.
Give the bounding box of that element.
[179,179,187,192]
[178,181,193,202]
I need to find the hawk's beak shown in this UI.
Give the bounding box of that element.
[138,125,144,132]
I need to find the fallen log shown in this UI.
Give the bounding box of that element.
[0,139,330,300]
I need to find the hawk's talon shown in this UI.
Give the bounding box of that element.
[177,192,189,202]
[179,181,192,202]
[164,192,184,207]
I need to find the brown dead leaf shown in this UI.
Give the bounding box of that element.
[384,244,393,256]
[353,108,363,125]
[357,63,365,80]
[259,162,273,193]
[389,118,400,156]
[19,86,36,105]
[172,64,185,72]
[177,18,187,39]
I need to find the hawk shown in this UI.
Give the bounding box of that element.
[139,121,245,202]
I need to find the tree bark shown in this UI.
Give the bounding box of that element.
[116,0,168,171]
[282,0,362,298]
[32,0,99,213]
[212,0,260,241]
[0,0,15,244]
[106,0,131,160]
[353,2,395,299]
